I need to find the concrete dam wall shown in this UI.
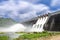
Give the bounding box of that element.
[43,13,60,31]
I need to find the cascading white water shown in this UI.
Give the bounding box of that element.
[30,16,48,32]
[0,23,26,32]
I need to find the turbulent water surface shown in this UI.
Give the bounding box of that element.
[0,23,26,32]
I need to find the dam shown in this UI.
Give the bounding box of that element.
[30,14,48,32]
[44,11,60,31]
[23,11,60,32]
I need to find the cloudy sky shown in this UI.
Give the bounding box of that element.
[0,0,60,22]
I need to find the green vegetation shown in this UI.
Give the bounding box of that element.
[0,18,17,27]
[0,35,9,40]
[0,32,5,34]
[20,32,49,39]
[0,32,60,40]
[15,31,60,40]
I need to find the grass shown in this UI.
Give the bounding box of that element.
[15,31,60,40]
[0,35,9,40]
[0,31,60,40]
[20,32,49,39]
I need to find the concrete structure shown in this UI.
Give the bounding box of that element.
[22,14,49,32]
[44,11,60,31]
[23,11,60,32]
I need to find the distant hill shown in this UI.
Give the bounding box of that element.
[0,18,17,27]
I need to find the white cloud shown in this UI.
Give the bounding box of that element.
[18,10,37,21]
[18,4,50,22]
[51,0,60,7]
[33,4,49,13]
[0,0,50,22]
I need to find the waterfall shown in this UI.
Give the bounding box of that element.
[30,16,48,32]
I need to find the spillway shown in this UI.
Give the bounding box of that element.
[30,15,48,32]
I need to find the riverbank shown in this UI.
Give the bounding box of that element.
[14,31,60,40]
[0,31,60,40]
[37,35,60,40]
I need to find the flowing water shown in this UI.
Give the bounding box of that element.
[30,16,48,32]
[0,23,26,32]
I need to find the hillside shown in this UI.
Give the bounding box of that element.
[0,18,17,27]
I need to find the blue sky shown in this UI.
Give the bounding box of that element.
[0,0,60,22]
